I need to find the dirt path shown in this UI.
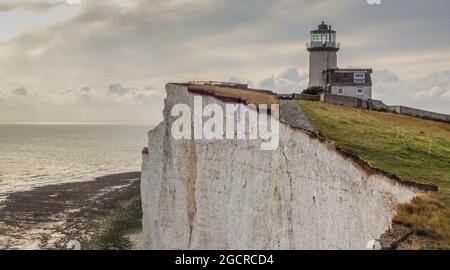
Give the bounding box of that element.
[0,172,141,250]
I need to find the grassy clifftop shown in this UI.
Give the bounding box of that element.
[298,101,450,249]
[185,84,279,107]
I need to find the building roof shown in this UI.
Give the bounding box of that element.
[327,68,373,73]
[311,21,335,33]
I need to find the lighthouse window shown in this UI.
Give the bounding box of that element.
[321,34,329,42]
[313,34,321,42]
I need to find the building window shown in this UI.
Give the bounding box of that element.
[354,72,366,84]
[337,88,344,94]
[354,72,365,78]
[357,88,363,94]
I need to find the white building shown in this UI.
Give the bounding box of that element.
[325,68,373,101]
[307,22,373,100]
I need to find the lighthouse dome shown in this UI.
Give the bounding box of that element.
[318,21,329,30]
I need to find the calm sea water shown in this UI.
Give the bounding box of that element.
[0,123,152,199]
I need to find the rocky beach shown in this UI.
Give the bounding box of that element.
[0,172,143,250]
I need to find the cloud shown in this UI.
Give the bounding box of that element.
[278,68,306,82]
[372,69,399,84]
[413,86,446,100]
[258,68,308,93]
[0,1,64,13]
[230,68,308,93]
[0,84,165,123]
[80,86,91,92]
[259,76,276,90]
[373,69,450,114]
[108,82,130,96]
[13,86,29,95]
[0,0,449,122]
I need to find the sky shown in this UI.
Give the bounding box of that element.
[0,0,449,124]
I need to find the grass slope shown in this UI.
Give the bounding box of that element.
[83,196,143,250]
[298,100,450,249]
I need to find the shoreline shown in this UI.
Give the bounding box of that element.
[0,172,142,250]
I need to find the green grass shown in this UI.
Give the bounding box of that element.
[394,197,449,249]
[298,101,450,249]
[83,196,143,250]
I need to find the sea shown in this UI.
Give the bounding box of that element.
[0,123,152,200]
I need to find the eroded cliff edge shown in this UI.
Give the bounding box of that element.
[141,83,428,250]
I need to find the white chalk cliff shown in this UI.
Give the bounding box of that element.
[141,83,424,250]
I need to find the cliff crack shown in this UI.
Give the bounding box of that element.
[282,143,295,250]
[184,139,198,248]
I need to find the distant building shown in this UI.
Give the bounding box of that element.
[307,22,373,100]
[325,68,373,101]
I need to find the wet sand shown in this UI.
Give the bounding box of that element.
[0,172,141,250]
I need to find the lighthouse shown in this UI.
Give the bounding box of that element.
[307,21,339,88]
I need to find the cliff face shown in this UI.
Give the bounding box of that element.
[141,83,421,250]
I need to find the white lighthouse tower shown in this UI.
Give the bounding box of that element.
[307,21,340,88]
